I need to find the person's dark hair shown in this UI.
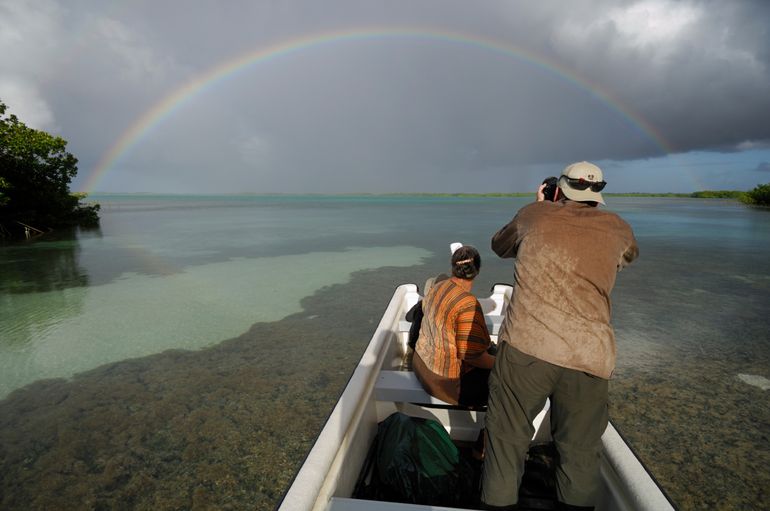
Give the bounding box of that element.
[451,245,481,280]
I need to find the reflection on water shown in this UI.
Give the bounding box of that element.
[0,196,768,510]
[0,231,90,294]
[0,234,91,394]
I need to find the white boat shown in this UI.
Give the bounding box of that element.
[279,283,674,511]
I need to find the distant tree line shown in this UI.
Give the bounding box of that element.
[387,188,770,204]
[398,189,770,205]
[0,100,99,239]
[691,185,770,206]
[690,190,744,199]
[739,183,770,206]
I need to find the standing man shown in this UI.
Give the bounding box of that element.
[481,161,638,510]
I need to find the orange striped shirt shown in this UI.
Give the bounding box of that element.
[415,279,491,379]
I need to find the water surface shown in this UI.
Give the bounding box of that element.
[1,195,768,510]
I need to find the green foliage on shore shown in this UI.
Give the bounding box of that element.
[384,191,744,199]
[605,192,693,197]
[740,182,770,207]
[690,190,746,199]
[384,192,534,197]
[0,100,99,238]
[0,176,9,206]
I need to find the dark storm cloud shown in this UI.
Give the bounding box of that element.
[1,0,768,192]
[536,0,770,153]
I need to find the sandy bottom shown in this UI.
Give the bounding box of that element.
[0,246,429,398]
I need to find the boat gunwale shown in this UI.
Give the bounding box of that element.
[278,283,416,511]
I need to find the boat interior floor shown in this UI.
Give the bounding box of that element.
[457,440,559,511]
[355,439,560,510]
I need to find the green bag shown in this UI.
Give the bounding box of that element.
[354,412,476,507]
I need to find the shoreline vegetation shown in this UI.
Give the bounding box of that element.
[1,101,99,240]
[88,189,769,203]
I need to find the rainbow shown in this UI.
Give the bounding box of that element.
[82,27,672,192]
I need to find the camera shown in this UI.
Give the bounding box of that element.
[542,176,558,202]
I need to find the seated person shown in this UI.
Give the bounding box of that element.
[412,245,495,407]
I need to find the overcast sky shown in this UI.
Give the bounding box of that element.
[1,0,769,193]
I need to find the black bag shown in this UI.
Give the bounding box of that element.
[406,274,450,350]
[405,301,423,350]
[353,412,477,507]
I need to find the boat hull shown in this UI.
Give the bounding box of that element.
[279,284,673,511]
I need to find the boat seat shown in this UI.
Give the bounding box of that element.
[376,370,551,437]
[374,370,483,409]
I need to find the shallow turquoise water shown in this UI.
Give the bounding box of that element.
[1,195,768,510]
